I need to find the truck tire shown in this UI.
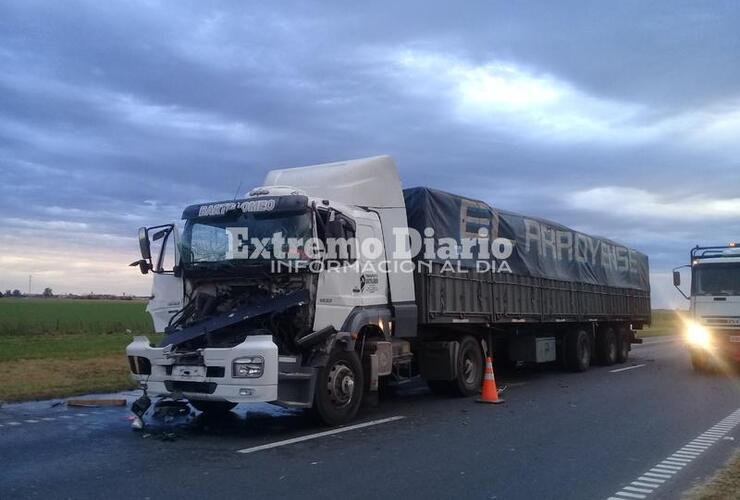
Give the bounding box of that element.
[312,349,364,426]
[691,350,709,373]
[616,326,630,364]
[596,327,618,366]
[452,336,484,396]
[189,400,238,414]
[426,336,483,397]
[565,329,591,372]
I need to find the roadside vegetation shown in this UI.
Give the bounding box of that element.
[0,297,157,401]
[639,309,682,337]
[685,451,740,500]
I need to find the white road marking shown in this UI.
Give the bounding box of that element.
[610,364,646,373]
[606,408,740,499]
[236,416,406,454]
[615,491,646,499]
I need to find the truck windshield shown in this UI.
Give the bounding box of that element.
[692,263,740,296]
[180,211,313,264]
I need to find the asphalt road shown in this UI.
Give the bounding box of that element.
[2,337,740,500]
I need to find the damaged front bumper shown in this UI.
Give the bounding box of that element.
[126,334,279,403]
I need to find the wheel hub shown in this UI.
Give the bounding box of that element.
[327,362,355,408]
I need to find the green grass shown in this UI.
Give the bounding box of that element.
[639,309,682,337]
[0,297,154,336]
[0,297,158,401]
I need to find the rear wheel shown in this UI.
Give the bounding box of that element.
[596,327,618,366]
[189,400,237,414]
[312,349,364,426]
[565,329,591,372]
[616,326,631,363]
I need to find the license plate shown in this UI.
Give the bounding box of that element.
[730,336,740,343]
[172,365,205,378]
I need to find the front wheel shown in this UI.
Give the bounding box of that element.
[312,349,364,426]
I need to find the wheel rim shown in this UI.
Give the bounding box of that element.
[462,354,476,386]
[327,361,356,409]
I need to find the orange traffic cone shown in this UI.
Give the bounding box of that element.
[477,356,505,404]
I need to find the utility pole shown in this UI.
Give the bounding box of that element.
[28,275,32,295]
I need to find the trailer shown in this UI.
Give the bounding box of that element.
[127,156,651,425]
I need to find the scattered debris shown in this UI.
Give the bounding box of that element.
[67,399,126,408]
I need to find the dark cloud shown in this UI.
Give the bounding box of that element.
[1,0,740,302]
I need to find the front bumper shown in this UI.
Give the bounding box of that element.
[126,335,279,403]
[687,330,740,361]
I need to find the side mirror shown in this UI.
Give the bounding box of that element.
[129,259,151,275]
[673,271,681,287]
[138,227,151,260]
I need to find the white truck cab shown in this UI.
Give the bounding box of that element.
[673,244,740,370]
[127,156,416,425]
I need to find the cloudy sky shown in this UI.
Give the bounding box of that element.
[2,1,739,307]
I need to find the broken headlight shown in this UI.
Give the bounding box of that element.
[232,356,264,378]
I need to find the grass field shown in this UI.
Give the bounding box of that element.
[0,298,156,401]
[639,309,682,337]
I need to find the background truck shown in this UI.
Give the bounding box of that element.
[673,244,740,371]
[127,156,651,425]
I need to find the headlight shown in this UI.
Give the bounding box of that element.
[686,322,711,348]
[232,356,264,378]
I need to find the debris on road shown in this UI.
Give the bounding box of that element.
[67,398,127,408]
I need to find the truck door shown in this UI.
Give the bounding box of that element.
[144,224,184,332]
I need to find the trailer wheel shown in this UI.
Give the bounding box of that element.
[452,336,484,396]
[312,349,364,426]
[616,326,630,364]
[189,400,237,414]
[565,329,591,372]
[596,327,618,366]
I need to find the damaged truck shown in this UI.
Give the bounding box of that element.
[127,156,651,425]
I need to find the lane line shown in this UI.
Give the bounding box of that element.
[631,482,658,489]
[624,486,652,494]
[606,408,740,499]
[236,416,406,454]
[610,364,646,373]
[615,491,646,499]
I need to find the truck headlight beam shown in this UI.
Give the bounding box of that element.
[685,322,711,349]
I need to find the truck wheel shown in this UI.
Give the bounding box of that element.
[691,350,709,373]
[616,327,630,363]
[313,349,364,426]
[566,329,591,372]
[189,400,237,414]
[596,327,618,366]
[451,336,484,397]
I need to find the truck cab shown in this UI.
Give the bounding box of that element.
[127,156,416,425]
[673,244,740,371]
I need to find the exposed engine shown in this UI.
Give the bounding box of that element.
[165,273,316,354]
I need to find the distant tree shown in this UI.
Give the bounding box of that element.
[4,290,10,296]
[42,287,54,297]
[11,289,22,297]
[0,290,4,298]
